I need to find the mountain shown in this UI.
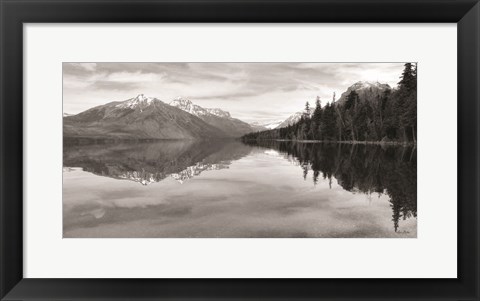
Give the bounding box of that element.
[336,81,391,105]
[249,122,268,132]
[274,82,391,129]
[63,94,226,139]
[169,97,211,117]
[277,112,304,129]
[205,108,231,118]
[170,162,230,184]
[249,113,308,132]
[169,97,253,137]
[249,120,283,131]
[63,112,73,117]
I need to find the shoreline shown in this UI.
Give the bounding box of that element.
[64,136,417,147]
[63,136,239,146]
[245,139,417,146]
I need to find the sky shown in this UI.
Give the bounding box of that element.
[63,62,406,124]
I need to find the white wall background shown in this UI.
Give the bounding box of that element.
[24,24,457,278]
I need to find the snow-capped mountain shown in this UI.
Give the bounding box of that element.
[277,111,305,129]
[336,81,391,104]
[250,120,284,131]
[264,120,283,129]
[115,94,160,109]
[169,97,253,137]
[63,94,255,139]
[63,94,226,139]
[169,97,211,117]
[169,97,231,119]
[250,112,310,131]
[205,108,231,118]
[349,81,391,90]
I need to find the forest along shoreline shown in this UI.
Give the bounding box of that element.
[241,63,417,146]
[243,139,416,146]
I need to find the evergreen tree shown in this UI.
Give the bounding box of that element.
[304,101,311,117]
[398,63,416,92]
[396,63,417,142]
[320,103,337,140]
[344,91,360,140]
[311,97,322,140]
[313,97,322,121]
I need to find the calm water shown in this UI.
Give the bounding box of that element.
[63,140,417,238]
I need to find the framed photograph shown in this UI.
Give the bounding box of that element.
[1,0,479,300]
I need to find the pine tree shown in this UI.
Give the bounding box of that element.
[344,91,360,141]
[398,63,416,93]
[313,96,322,118]
[304,101,311,117]
[311,97,322,140]
[320,103,337,141]
[397,63,417,142]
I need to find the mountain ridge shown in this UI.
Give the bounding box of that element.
[63,94,227,139]
[169,97,253,137]
[336,81,391,105]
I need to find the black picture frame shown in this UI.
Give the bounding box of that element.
[1,0,479,300]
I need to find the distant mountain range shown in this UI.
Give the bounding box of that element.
[63,81,391,139]
[249,120,283,131]
[249,115,304,132]
[276,112,305,129]
[169,97,252,137]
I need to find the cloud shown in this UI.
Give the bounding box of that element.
[105,71,163,83]
[63,69,164,90]
[91,81,141,91]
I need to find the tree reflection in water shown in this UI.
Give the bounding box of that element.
[244,140,417,232]
[64,138,416,233]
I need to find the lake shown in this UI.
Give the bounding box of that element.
[63,139,417,238]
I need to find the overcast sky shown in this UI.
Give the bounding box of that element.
[63,62,405,123]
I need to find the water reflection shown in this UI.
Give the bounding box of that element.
[63,139,417,237]
[64,139,252,185]
[244,140,417,233]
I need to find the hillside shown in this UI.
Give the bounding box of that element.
[63,94,227,139]
[169,97,253,137]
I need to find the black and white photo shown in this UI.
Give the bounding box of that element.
[63,62,417,238]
